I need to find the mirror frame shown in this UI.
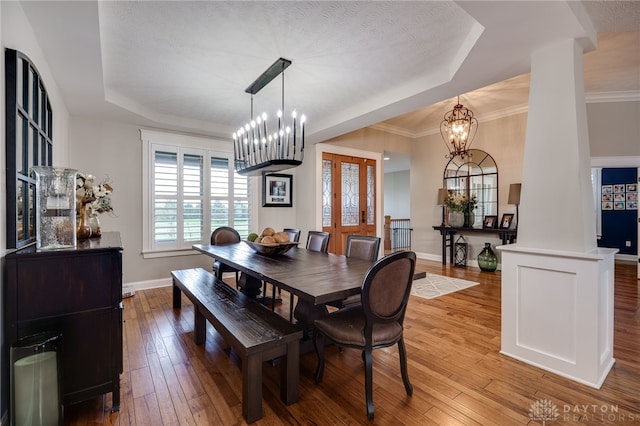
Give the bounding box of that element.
[443,149,498,226]
[5,48,53,249]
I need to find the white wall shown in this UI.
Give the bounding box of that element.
[384,171,410,218]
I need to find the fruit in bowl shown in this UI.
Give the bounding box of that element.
[245,228,298,255]
[253,228,290,244]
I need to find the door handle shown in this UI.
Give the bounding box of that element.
[361,210,365,224]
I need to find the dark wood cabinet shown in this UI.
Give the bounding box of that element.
[4,232,123,411]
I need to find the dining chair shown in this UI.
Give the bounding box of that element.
[313,250,416,420]
[283,228,301,243]
[291,231,331,325]
[329,235,381,309]
[306,231,330,253]
[270,228,303,301]
[210,226,241,285]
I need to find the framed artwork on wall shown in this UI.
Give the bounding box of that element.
[262,173,293,207]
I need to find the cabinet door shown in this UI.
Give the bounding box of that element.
[18,308,118,402]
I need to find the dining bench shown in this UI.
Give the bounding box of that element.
[171,267,303,423]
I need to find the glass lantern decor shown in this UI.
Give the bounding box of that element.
[33,167,78,250]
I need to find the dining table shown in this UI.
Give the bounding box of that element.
[192,241,376,329]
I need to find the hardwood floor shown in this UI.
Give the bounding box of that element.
[64,259,639,425]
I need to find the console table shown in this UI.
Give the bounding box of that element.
[432,225,517,265]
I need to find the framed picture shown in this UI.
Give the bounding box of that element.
[602,185,613,195]
[626,183,637,192]
[483,215,497,229]
[602,201,613,210]
[614,193,625,202]
[262,173,292,207]
[614,201,625,210]
[613,184,625,193]
[500,213,514,229]
[627,201,638,210]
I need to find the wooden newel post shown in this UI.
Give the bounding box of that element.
[384,215,391,251]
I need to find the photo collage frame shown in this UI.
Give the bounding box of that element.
[602,183,637,211]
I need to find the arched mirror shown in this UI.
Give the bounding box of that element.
[443,149,498,227]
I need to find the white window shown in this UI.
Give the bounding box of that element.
[141,130,251,257]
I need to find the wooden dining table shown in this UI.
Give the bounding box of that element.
[192,241,375,307]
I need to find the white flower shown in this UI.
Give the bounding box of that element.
[76,172,114,215]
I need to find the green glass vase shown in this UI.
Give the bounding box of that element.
[477,242,498,272]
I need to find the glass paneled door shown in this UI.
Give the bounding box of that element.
[322,153,376,255]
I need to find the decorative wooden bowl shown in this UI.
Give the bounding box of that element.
[243,240,299,256]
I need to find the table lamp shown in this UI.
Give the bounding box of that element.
[508,183,522,229]
[437,188,448,226]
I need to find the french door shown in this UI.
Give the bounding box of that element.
[321,153,377,255]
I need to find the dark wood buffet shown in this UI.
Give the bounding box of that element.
[3,232,123,411]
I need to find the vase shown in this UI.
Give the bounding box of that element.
[33,166,78,250]
[464,212,475,228]
[89,214,101,238]
[448,211,464,228]
[77,204,92,240]
[477,242,498,272]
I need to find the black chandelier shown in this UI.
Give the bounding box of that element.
[440,96,478,159]
[233,58,306,176]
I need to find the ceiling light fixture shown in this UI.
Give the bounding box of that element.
[440,96,478,159]
[233,57,306,176]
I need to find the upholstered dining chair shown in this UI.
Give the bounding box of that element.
[270,228,303,300]
[329,235,381,309]
[290,231,332,325]
[283,228,301,243]
[306,231,330,253]
[210,226,241,285]
[313,250,416,420]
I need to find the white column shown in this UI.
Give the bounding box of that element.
[518,39,596,252]
[498,39,617,388]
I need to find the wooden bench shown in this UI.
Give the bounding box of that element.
[171,268,303,423]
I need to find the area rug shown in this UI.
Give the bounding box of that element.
[411,273,479,299]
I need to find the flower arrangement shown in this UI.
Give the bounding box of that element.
[76,172,114,214]
[445,191,477,213]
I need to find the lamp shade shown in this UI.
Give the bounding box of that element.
[508,183,521,205]
[437,188,448,205]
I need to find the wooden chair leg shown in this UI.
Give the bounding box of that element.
[398,338,413,396]
[364,347,374,420]
[313,330,325,384]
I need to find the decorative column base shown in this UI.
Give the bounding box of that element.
[498,244,618,388]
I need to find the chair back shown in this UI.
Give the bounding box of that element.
[283,228,301,243]
[361,251,416,327]
[211,227,240,245]
[345,235,380,262]
[306,231,330,253]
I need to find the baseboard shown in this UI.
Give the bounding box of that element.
[123,271,236,295]
[124,277,172,294]
[615,253,637,262]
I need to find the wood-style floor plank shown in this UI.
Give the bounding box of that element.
[64,260,640,425]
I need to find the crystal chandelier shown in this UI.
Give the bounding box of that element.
[440,96,478,159]
[233,58,306,176]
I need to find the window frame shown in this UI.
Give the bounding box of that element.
[141,129,253,258]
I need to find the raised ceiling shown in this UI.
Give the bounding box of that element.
[20,1,640,144]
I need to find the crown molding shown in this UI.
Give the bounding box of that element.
[368,91,640,139]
